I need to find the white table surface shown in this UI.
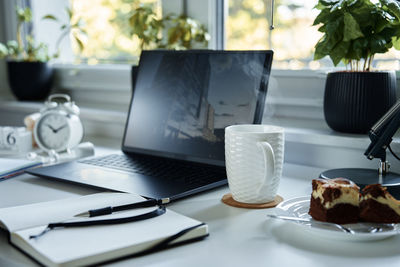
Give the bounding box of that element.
[1,156,400,267]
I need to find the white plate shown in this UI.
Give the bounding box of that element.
[272,196,400,241]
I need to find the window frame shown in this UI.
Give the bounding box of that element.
[3,1,400,173]
[48,0,327,96]
[3,0,399,124]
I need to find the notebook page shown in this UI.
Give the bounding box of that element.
[0,192,145,232]
[0,158,41,177]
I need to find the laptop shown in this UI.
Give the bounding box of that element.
[27,50,274,201]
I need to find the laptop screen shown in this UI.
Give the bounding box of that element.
[122,50,273,166]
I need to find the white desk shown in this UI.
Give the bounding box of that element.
[1,159,400,267]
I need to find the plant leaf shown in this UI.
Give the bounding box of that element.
[66,7,73,19]
[380,0,400,20]
[23,7,32,22]
[73,34,84,52]
[343,12,364,41]
[0,43,8,58]
[348,38,368,60]
[331,0,346,12]
[370,35,389,54]
[329,41,350,66]
[320,0,340,6]
[317,25,327,32]
[16,7,32,22]
[314,36,332,60]
[393,36,400,49]
[347,0,358,7]
[42,14,58,21]
[313,8,331,25]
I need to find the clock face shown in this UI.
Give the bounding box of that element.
[36,113,71,151]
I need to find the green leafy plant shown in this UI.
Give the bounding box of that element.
[0,6,50,61]
[124,3,209,50]
[163,14,210,49]
[43,7,87,58]
[313,0,400,71]
[128,4,163,50]
[0,6,86,62]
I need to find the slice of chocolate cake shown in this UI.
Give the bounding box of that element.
[309,178,360,224]
[360,184,400,223]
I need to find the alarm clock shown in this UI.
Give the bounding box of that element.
[34,94,84,152]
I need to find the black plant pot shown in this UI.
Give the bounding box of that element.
[7,61,54,101]
[324,71,397,134]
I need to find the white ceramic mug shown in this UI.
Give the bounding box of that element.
[225,124,284,203]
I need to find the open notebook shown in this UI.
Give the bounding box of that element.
[0,193,208,267]
[0,158,41,180]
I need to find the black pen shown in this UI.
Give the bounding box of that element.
[74,198,170,217]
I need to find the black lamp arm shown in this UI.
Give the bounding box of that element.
[364,99,400,161]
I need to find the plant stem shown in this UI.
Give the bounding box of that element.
[367,55,374,71]
[140,39,144,50]
[363,57,367,71]
[16,21,25,58]
[54,28,70,57]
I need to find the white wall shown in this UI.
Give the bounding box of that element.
[0,1,15,100]
[31,0,74,63]
[0,1,10,99]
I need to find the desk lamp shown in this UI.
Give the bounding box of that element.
[320,99,400,198]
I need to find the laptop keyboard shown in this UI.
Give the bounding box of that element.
[78,154,226,187]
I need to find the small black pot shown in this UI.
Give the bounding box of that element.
[324,71,397,134]
[7,61,54,101]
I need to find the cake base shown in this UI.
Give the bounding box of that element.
[360,199,400,223]
[309,196,359,224]
[221,193,283,209]
[320,168,400,199]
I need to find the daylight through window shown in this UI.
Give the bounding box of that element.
[69,0,400,69]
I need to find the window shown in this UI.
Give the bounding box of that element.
[227,0,324,69]
[227,0,400,70]
[27,0,400,69]
[70,0,161,64]
[33,0,210,65]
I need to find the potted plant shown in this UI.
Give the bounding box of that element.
[116,3,209,51]
[0,7,86,101]
[313,0,400,133]
[116,3,210,86]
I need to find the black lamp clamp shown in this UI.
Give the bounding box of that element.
[364,99,400,174]
[320,99,400,198]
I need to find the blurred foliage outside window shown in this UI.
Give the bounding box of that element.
[227,0,400,70]
[70,0,400,69]
[70,0,208,65]
[70,0,161,64]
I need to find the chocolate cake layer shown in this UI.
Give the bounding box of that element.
[309,196,359,224]
[360,184,400,223]
[360,199,400,223]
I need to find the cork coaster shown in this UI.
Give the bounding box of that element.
[221,193,283,209]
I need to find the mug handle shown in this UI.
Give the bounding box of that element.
[256,141,275,196]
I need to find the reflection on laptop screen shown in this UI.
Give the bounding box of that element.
[123,50,273,166]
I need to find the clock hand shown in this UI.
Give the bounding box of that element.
[45,123,57,133]
[54,124,68,133]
